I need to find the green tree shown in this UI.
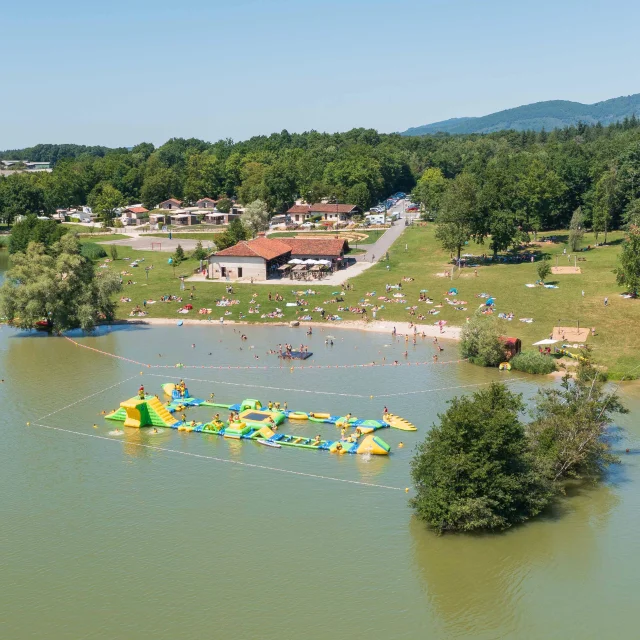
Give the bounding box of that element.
[528,361,627,481]
[0,174,45,224]
[214,218,250,250]
[516,157,567,235]
[435,173,479,261]
[592,165,620,244]
[192,240,208,261]
[243,199,270,236]
[410,383,552,533]
[568,206,584,251]
[0,234,121,332]
[488,209,519,257]
[623,198,640,228]
[140,166,181,209]
[8,215,68,254]
[88,182,125,226]
[173,243,185,265]
[413,167,447,219]
[537,256,551,283]
[216,198,232,213]
[346,182,371,211]
[109,244,118,261]
[183,153,224,202]
[614,225,640,296]
[460,314,506,367]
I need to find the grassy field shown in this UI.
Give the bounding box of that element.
[268,229,384,245]
[103,225,638,377]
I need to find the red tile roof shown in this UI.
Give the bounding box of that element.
[196,197,217,203]
[280,237,348,257]
[286,203,359,214]
[214,237,292,260]
[125,206,148,214]
[160,198,182,205]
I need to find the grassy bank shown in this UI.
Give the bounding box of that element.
[103,225,638,377]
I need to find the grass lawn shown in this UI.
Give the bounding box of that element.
[145,232,223,241]
[104,225,638,377]
[268,229,384,245]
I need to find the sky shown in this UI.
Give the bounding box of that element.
[2,0,639,149]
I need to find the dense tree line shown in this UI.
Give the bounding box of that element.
[2,119,640,231]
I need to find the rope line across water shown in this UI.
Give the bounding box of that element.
[64,337,468,371]
[29,423,406,492]
[36,375,139,421]
[145,372,531,399]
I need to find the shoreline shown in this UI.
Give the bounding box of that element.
[115,317,463,340]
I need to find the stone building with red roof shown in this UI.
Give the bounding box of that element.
[207,236,348,281]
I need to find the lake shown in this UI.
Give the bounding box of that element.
[1,304,640,638]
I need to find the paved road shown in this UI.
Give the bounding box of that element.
[357,199,409,263]
[100,235,214,252]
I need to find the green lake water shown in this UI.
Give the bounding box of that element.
[2,281,640,638]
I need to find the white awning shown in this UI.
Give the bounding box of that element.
[532,339,559,346]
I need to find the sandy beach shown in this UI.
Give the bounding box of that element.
[119,317,463,340]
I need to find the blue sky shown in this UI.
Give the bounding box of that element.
[3,0,639,148]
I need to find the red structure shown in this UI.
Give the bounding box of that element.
[499,337,522,360]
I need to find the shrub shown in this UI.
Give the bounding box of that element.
[510,351,556,375]
[109,245,118,260]
[192,240,208,261]
[537,258,551,282]
[460,314,506,367]
[80,242,107,260]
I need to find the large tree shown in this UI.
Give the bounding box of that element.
[615,224,640,296]
[0,234,121,332]
[0,174,45,224]
[592,165,620,244]
[242,199,270,236]
[435,173,480,261]
[568,206,585,251]
[528,361,627,481]
[88,182,125,226]
[410,383,552,533]
[413,166,447,219]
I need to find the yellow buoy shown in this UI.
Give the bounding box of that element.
[405,488,409,493]
[26,422,30,426]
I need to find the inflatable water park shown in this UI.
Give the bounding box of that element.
[105,382,418,456]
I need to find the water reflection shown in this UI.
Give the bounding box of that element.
[409,481,619,639]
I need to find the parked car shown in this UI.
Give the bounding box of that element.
[299,221,314,229]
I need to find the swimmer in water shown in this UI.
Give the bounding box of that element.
[152,428,158,434]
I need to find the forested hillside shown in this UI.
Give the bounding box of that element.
[1,121,640,238]
[402,94,640,136]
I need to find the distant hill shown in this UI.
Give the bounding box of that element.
[401,94,640,136]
